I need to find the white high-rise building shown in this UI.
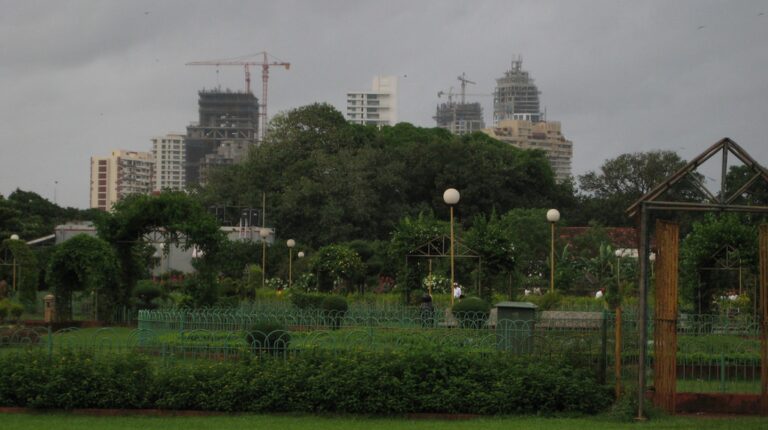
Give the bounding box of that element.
[346,75,398,126]
[90,150,154,211]
[151,133,186,192]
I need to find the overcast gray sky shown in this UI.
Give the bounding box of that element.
[2,0,767,209]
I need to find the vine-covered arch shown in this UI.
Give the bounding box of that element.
[96,192,225,310]
[0,237,38,308]
[46,234,118,321]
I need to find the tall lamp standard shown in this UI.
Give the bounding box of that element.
[443,188,460,305]
[9,234,19,295]
[260,229,270,290]
[546,209,560,293]
[286,239,296,288]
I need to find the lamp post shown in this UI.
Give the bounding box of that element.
[443,188,460,305]
[546,209,560,293]
[260,229,270,290]
[286,239,296,288]
[613,248,626,399]
[9,234,19,295]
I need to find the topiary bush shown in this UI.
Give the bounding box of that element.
[289,291,326,310]
[321,295,348,330]
[245,320,291,356]
[132,280,165,310]
[452,297,491,328]
[0,299,23,323]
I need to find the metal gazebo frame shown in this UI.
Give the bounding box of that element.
[405,235,482,295]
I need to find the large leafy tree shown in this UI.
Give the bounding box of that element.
[202,104,573,249]
[0,189,100,240]
[577,150,688,226]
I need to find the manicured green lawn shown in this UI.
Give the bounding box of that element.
[1,413,767,430]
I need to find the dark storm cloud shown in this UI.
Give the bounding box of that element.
[1,0,767,208]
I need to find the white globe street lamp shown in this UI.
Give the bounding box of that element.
[259,229,270,290]
[443,188,460,305]
[287,239,296,288]
[546,209,560,293]
[9,234,19,294]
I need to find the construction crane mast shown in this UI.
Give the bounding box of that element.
[457,72,476,104]
[186,52,290,141]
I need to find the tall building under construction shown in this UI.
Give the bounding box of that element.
[185,90,259,186]
[434,102,485,135]
[493,57,542,124]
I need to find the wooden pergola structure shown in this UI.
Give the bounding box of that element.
[626,138,768,417]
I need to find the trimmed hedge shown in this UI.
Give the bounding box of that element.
[0,349,610,415]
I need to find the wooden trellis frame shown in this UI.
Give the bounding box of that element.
[626,138,768,417]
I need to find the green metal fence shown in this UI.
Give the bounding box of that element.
[2,306,763,394]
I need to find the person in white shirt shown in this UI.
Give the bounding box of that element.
[453,283,462,299]
[595,288,605,299]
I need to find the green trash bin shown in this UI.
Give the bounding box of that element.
[495,301,537,353]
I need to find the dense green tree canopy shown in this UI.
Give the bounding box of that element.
[0,189,100,240]
[577,150,689,226]
[202,103,574,248]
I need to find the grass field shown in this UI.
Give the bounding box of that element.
[1,413,768,430]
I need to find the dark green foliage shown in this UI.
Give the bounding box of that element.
[577,150,690,226]
[132,280,165,310]
[95,191,224,314]
[245,320,291,356]
[452,297,491,328]
[0,351,152,409]
[528,291,563,311]
[0,350,611,415]
[680,214,758,315]
[321,295,348,312]
[0,237,39,309]
[201,104,571,250]
[0,299,24,321]
[309,244,365,293]
[289,291,325,309]
[46,234,119,321]
[321,295,348,330]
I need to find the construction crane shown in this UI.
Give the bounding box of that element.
[186,52,290,141]
[457,72,476,104]
[437,87,456,104]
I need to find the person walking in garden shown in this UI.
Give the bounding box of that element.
[420,293,434,327]
[453,282,462,300]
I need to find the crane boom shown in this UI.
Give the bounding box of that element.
[186,52,290,141]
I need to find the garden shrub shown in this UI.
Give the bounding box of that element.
[132,280,165,310]
[0,349,611,415]
[0,299,23,322]
[452,297,491,328]
[245,320,291,356]
[289,291,326,310]
[321,295,348,330]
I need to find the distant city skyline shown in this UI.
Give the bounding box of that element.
[2,1,767,208]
